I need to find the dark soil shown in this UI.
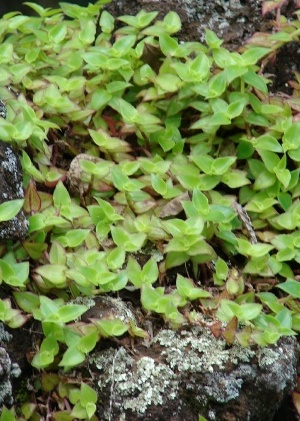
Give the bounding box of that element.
[265,41,300,95]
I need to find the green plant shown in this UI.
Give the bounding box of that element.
[1,0,300,418]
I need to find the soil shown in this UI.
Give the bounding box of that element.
[1,1,300,420]
[265,41,300,95]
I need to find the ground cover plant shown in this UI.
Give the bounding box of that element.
[0,0,300,419]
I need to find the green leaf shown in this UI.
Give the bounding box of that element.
[136,10,159,28]
[283,122,300,151]
[57,229,90,248]
[242,70,268,93]
[226,98,247,119]
[245,112,270,126]
[94,198,123,222]
[0,407,16,421]
[275,308,292,328]
[80,382,97,406]
[71,402,88,419]
[276,279,300,298]
[241,47,271,65]
[0,199,24,222]
[151,174,167,196]
[257,149,280,173]
[252,133,282,152]
[111,226,146,252]
[217,299,262,322]
[79,20,96,44]
[190,53,210,80]
[53,181,71,209]
[82,52,108,68]
[49,23,67,43]
[223,65,248,83]
[176,274,211,300]
[260,104,284,115]
[221,170,250,188]
[142,284,185,316]
[59,346,86,369]
[127,257,142,288]
[89,89,112,110]
[49,241,66,265]
[237,239,273,257]
[213,258,229,284]
[110,167,145,192]
[109,97,138,123]
[211,156,237,175]
[213,47,236,68]
[32,336,59,369]
[155,73,181,92]
[94,318,129,337]
[205,29,223,48]
[141,285,164,312]
[77,329,99,354]
[159,33,179,56]
[278,192,292,211]
[162,11,181,33]
[141,257,159,284]
[292,314,300,331]
[35,264,67,287]
[35,296,59,320]
[106,246,126,270]
[118,14,139,27]
[0,43,13,63]
[13,291,40,313]
[55,304,88,324]
[206,71,227,98]
[111,35,136,57]
[245,197,277,213]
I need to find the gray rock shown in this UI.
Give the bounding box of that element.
[0,141,28,240]
[0,323,21,407]
[91,326,298,421]
[105,0,262,50]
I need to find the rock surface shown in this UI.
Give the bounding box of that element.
[91,326,298,421]
[0,141,28,240]
[0,98,28,241]
[105,0,263,49]
[0,323,21,407]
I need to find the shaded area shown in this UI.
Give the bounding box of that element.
[265,41,300,95]
[0,0,95,16]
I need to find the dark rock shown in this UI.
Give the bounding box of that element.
[0,100,7,120]
[0,323,21,407]
[104,0,300,96]
[0,141,28,241]
[105,0,263,50]
[91,327,298,421]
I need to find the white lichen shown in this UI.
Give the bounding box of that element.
[91,326,297,419]
[94,347,178,417]
[3,147,24,198]
[71,296,96,309]
[155,327,256,373]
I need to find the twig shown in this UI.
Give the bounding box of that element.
[233,202,258,244]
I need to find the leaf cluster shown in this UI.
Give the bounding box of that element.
[0,0,300,419]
